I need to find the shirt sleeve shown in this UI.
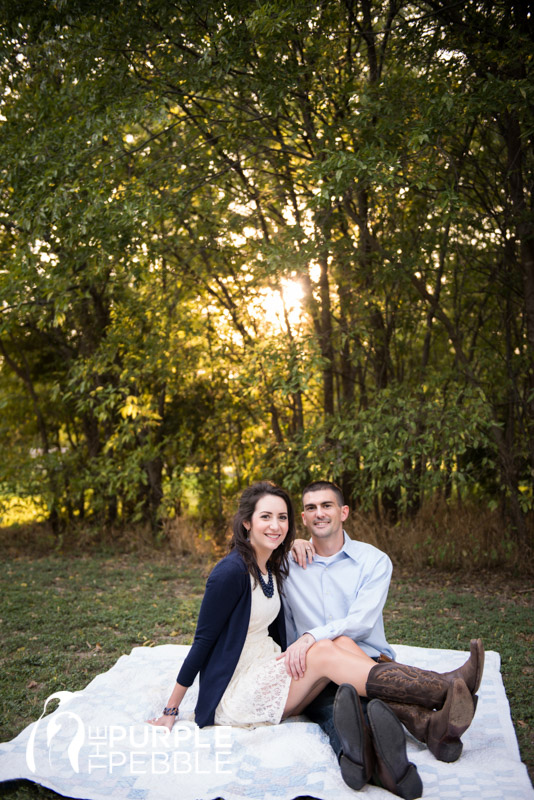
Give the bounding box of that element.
[282,594,299,645]
[177,559,247,686]
[305,552,393,644]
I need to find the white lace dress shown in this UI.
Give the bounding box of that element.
[214,574,292,726]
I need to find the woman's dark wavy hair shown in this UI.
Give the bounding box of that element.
[229,481,296,588]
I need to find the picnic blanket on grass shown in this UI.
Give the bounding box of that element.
[0,644,532,800]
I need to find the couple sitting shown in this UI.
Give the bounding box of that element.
[148,480,484,800]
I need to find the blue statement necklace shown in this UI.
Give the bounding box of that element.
[256,564,274,598]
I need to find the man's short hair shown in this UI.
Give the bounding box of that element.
[301,480,345,507]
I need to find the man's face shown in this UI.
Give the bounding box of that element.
[301,488,349,542]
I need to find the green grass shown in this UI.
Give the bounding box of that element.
[0,555,532,798]
[0,552,208,800]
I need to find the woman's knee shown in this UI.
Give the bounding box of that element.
[308,638,335,666]
[333,635,354,648]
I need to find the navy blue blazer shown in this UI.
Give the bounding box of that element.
[177,548,287,727]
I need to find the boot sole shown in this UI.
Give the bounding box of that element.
[471,639,485,696]
[429,679,474,762]
[447,679,475,738]
[368,699,423,800]
[433,738,463,763]
[333,684,371,790]
[339,753,368,790]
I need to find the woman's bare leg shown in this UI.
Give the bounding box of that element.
[282,676,331,718]
[282,638,372,718]
[283,639,376,718]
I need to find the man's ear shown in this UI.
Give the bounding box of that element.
[341,505,350,522]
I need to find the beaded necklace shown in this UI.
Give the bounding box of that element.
[256,564,274,598]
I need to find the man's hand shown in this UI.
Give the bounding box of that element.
[277,633,315,679]
[291,538,316,569]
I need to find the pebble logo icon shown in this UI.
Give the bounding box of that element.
[26,691,85,774]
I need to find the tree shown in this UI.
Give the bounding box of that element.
[0,0,531,546]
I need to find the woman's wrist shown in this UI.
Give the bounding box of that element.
[163,706,179,716]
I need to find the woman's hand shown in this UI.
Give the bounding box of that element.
[150,684,186,729]
[146,714,176,731]
[291,539,316,569]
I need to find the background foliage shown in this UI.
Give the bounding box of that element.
[1,0,533,552]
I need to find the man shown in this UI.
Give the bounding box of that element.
[282,481,479,798]
[283,480,395,669]
[281,480,419,796]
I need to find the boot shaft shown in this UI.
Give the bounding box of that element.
[366,662,449,709]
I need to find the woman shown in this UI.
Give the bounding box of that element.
[148,480,295,729]
[149,481,482,796]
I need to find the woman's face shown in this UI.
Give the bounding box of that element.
[245,493,289,561]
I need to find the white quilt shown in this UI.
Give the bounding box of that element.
[1,644,532,800]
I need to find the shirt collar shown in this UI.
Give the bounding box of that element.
[341,531,356,557]
[314,532,352,565]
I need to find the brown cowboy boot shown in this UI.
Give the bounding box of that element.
[333,683,374,790]
[334,685,423,799]
[441,639,484,698]
[366,640,485,710]
[366,662,451,709]
[387,679,476,762]
[367,699,423,799]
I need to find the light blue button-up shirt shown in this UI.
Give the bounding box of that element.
[282,532,395,660]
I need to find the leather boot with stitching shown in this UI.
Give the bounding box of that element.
[441,639,484,698]
[366,639,485,710]
[334,685,423,799]
[387,679,477,762]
